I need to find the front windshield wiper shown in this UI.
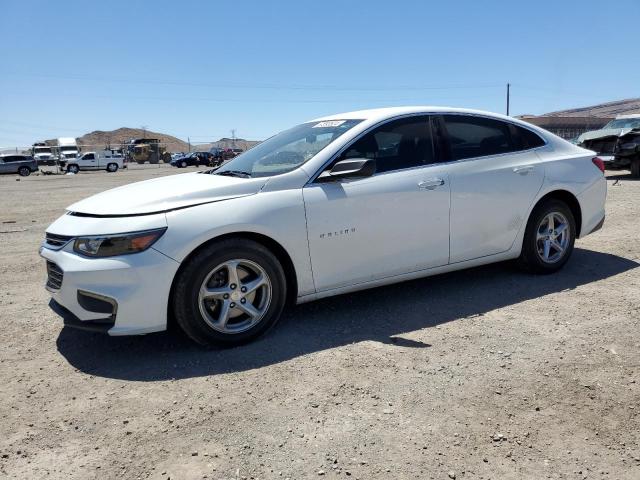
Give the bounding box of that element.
[214,170,252,178]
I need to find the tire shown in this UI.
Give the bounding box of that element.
[106,163,118,173]
[67,164,79,174]
[517,199,576,274]
[172,238,287,346]
[631,158,640,178]
[180,160,187,168]
[18,166,31,177]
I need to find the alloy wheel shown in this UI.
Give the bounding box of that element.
[198,259,272,334]
[536,212,570,264]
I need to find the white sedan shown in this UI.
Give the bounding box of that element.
[40,107,607,345]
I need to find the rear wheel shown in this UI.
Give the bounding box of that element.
[631,158,640,178]
[517,199,576,274]
[18,166,31,177]
[172,238,287,346]
[106,163,118,172]
[180,160,187,168]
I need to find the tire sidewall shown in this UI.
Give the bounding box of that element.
[68,165,79,174]
[521,200,576,273]
[173,239,287,346]
[107,163,118,172]
[18,167,30,177]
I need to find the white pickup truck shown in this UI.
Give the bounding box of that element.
[66,151,123,173]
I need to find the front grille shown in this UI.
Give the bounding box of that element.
[46,261,64,290]
[45,232,73,249]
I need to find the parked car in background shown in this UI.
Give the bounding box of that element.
[66,151,123,173]
[0,154,39,176]
[210,148,240,163]
[170,151,215,168]
[578,114,640,177]
[41,107,606,346]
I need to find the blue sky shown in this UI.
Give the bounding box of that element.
[1,0,638,147]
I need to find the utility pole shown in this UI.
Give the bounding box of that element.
[188,137,191,153]
[231,129,237,148]
[141,125,148,139]
[506,83,510,116]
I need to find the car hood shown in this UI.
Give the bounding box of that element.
[67,172,269,216]
[578,127,637,143]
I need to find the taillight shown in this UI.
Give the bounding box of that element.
[592,157,605,174]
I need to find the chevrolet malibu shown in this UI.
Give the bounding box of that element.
[41,107,607,345]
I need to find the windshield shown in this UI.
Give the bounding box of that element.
[60,146,77,152]
[604,118,640,130]
[214,119,363,178]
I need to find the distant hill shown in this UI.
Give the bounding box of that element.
[190,137,261,153]
[541,98,640,118]
[44,128,260,153]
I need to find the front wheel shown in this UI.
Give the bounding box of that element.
[180,160,187,168]
[18,166,31,177]
[172,238,287,346]
[517,199,576,274]
[106,163,118,173]
[631,158,640,178]
[67,164,79,174]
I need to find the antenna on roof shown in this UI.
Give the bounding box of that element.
[506,83,510,116]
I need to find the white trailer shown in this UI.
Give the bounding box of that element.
[57,137,79,162]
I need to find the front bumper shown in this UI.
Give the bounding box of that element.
[40,244,180,335]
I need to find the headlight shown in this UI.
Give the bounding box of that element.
[73,228,166,257]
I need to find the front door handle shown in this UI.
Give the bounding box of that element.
[513,165,534,175]
[418,178,445,190]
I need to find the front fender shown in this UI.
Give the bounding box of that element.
[154,190,315,297]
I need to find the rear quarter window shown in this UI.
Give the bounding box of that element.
[512,125,546,149]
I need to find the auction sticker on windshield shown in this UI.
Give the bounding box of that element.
[313,120,346,128]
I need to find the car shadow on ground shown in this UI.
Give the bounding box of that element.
[56,248,638,381]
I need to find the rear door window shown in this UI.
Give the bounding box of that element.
[442,115,516,160]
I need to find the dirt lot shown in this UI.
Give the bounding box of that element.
[0,165,638,480]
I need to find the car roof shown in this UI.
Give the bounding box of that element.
[311,106,520,124]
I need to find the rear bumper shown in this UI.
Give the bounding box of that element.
[577,177,607,238]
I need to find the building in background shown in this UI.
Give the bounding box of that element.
[519,98,640,140]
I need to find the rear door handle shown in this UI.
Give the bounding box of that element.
[418,178,445,190]
[513,165,534,175]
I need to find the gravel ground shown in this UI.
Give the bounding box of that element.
[0,165,638,480]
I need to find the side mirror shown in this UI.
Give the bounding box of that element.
[318,158,376,181]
